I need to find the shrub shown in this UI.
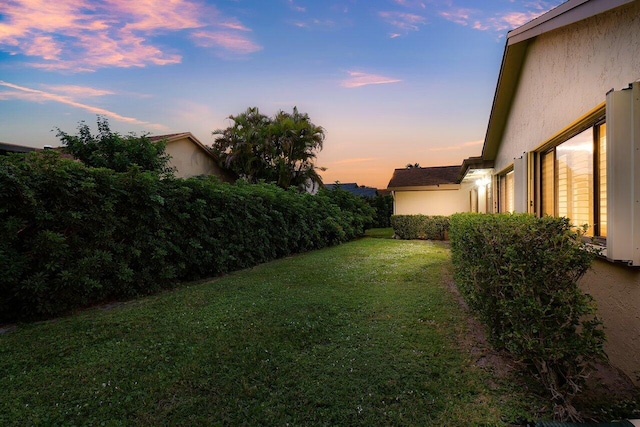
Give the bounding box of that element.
[449,213,605,421]
[391,215,449,240]
[0,152,373,322]
[367,194,393,228]
[319,186,376,237]
[56,117,174,177]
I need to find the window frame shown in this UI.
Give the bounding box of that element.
[535,119,606,243]
[497,166,515,213]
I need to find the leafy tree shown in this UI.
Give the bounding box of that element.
[212,107,325,189]
[56,116,174,176]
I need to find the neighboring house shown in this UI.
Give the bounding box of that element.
[324,182,378,198]
[0,142,38,155]
[460,0,640,383]
[149,133,235,181]
[387,165,477,215]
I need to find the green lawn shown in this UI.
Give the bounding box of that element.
[1,234,546,425]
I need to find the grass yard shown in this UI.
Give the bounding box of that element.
[2,231,553,425]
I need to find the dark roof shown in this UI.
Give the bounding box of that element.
[387,165,462,189]
[0,142,38,154]
[324,183,379,198]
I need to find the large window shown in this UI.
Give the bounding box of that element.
[498,169,514,213]
[540,123,606,238]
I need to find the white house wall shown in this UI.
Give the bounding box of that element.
[394,183,474,215]
[494,1,640,172]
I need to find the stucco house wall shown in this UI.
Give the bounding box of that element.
[164,136,220,179]
[579,260,640,383]
[151,133,234,181]
[486,0,640,383]
[494,1,640,173]
[393,183,474,215]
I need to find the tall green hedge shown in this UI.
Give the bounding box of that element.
[367,194,393,228]
[0,152,373,322]
[449,213,604,421]
[390,215,449,240]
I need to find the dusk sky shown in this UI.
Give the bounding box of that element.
[0,0,564,188]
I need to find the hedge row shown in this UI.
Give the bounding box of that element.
[449,213,604,420]
[390,215,449,240]
[0,152,374,322]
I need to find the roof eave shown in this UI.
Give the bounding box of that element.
[481,0,635,163]
[388,184,461,192]
[481,40,529,162]
[507,0,634,46]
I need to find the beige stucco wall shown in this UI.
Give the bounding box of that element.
[494,1,640,172]
[579,259,640,384]
[492,2,640,384]
[394,183,473,215]
[165,137,222,179]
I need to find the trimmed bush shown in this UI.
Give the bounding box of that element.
[449,213,605,421]
[0,152,373,322]
[391,215,449,240]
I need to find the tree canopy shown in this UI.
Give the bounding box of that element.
[56,117,174,176]
[211,107,325,189]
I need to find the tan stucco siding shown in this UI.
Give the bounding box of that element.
[494,1,640,172]
[165,138,221,179]
[490,2,640,383]
[394,183,473,215]
[579,259,640,385]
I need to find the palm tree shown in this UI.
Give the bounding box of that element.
[212,107,273,183]
[212,107,325,189]
[270,107,325,189]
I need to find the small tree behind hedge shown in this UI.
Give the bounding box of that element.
[57,117,174,177]
[449,213,604,421]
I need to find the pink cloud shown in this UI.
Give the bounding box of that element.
[439,8,474,26]
[219,21,252,32]
[0,80,167,129]
[191,31,262,55]
[40,84,115,98]
[392,0,427,9]
[287,0,306,13]
[114,0,206,32]
[379,11,426,32]
[341,71,402,88]
[0,0,260,72]
[440,1,562,32]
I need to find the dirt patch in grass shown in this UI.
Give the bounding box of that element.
[445,276,640,422]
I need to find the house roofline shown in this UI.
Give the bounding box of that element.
[387,184,461,192]
[507,0,634,46]
[0,142,39,153]
[481,0,634,162]
[151,132,221,162]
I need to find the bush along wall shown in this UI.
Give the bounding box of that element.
[390,214,449,240]
[449,213,605,422]
[0,152,373,322]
